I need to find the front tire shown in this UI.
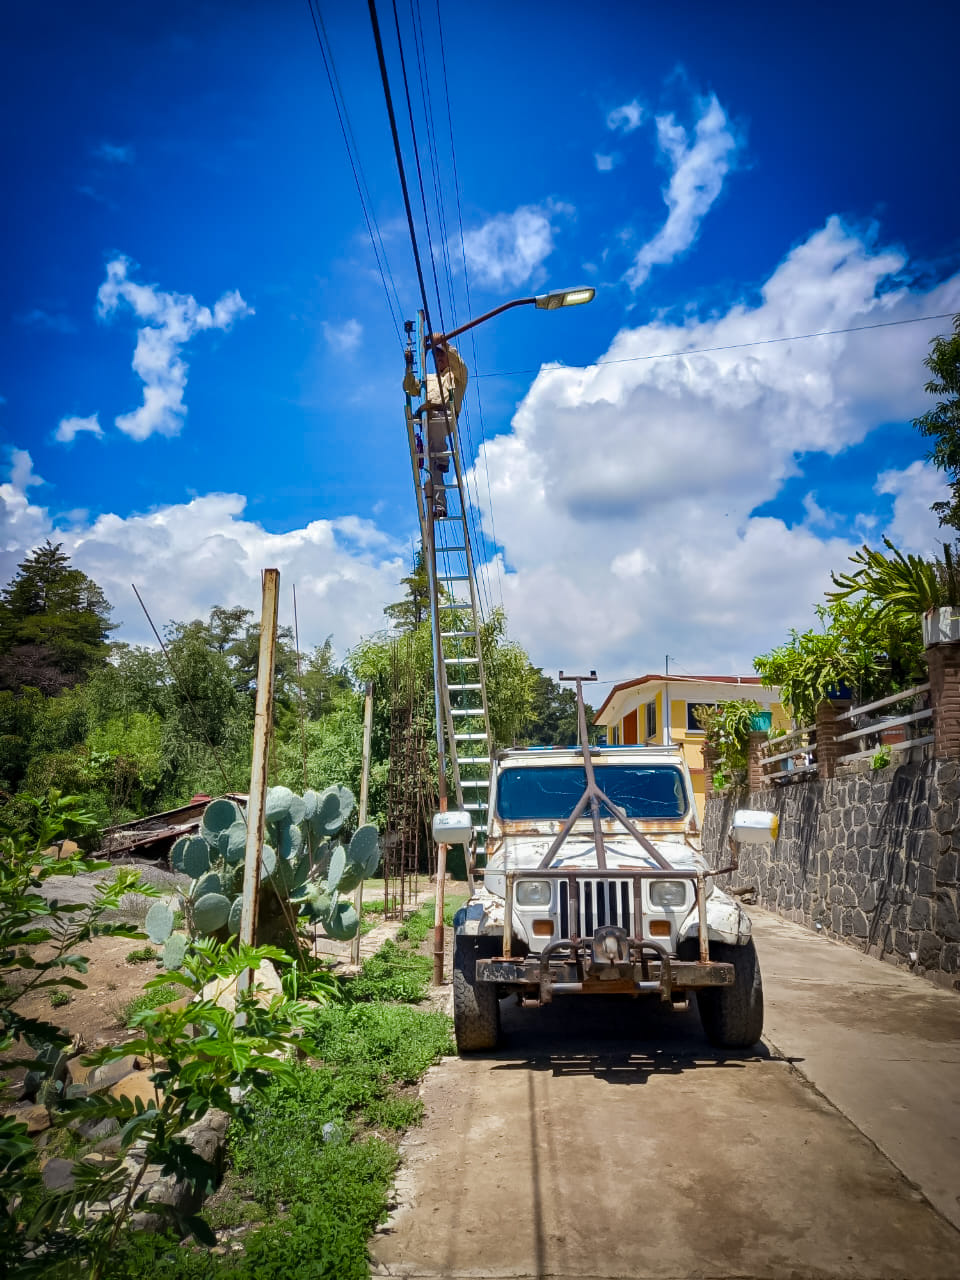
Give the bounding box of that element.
[453,937,501,1053]
[697,939,763,1049]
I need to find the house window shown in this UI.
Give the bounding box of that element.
[645,701,657,741]
[687,702,718,733]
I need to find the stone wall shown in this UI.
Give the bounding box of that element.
[702,756,960,990]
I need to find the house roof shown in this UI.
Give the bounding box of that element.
[594,674,766,723]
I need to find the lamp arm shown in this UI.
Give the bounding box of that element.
[428,296,536,346]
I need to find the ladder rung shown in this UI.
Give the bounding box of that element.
[451,709,484,717]
[439,546,466,553]
[464,804,486,812]
[454,732,488,741]
[438,601,471,610]
[444,656,478,663]
[461,779,489,787]
[449,683,482,691]
[441,631,476,638]
[439,575,470,582]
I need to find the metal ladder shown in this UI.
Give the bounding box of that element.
[403,319,492,863]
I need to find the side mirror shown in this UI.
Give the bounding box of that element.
[431,810,473,845]
[731,809,779,844]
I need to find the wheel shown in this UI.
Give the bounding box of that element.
[452,936,501,1053]
[696,939,763,1049]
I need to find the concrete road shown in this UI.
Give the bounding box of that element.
[371,909,960,1280]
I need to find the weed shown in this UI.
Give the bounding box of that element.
[871,745,892,770]
[48,989,71,1008]
[395,902,432,946]
[347,940,431,1003]
[125,945,157,965]
[364,1095,425,1130]
[123,983,181,1025]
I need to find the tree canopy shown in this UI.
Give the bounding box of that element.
[0,541,113,694]
[913,313,960,531]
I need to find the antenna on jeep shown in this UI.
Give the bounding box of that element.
[536,671,674,873]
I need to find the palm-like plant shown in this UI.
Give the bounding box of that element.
[828,538,960,624]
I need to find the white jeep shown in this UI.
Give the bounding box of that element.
[450,731,771,1053]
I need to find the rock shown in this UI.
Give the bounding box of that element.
[41,1158,75,1191]
[74,1115,120,1141]
[9,1104,52,1135]
[108,1070,162,1107]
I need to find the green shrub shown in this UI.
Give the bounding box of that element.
[125,945,156,965]
[123,983,181,1026]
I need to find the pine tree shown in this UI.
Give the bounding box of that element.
[383,548,432,631]
[0,541,113,692]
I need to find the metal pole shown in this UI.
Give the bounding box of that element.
[351,680,375,965]
[239,569,280,969]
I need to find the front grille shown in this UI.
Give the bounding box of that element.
[558,879,633,938]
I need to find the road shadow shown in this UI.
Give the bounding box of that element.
[477,993,797,1082]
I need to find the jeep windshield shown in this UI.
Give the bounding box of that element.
[496,764,688,821]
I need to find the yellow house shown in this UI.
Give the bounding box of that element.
[593,675,788,825]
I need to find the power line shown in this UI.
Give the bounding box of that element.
[305,1,405,346]
[473,310,959,380]
[432,0,504,615]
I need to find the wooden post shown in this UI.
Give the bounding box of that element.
[350,681,375,965]
[239,569,280,960]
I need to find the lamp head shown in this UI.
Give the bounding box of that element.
[534,286,596,310]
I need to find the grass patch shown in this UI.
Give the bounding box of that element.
[105,895,454,1279]
[346,940,431,1003]
[124,982,181,1026]
[125,944,157,965]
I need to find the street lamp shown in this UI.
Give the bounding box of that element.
[427,285,595,346]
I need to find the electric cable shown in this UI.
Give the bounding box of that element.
[432,0,504,614]
[306,0,405,345]
[473,311,960,379]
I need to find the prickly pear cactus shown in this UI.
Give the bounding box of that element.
[156,786,380,968]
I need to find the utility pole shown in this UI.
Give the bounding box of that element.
[350,681,375,966]
[239,569,280,967]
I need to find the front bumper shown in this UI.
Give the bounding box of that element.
[476,935,733,1004]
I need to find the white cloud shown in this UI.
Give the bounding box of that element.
[465,219,960,675]
[0,463,406,653]
[56,414,103,444]
[626,93,742,289]
[876,460,952,554]
[322,319,363,353]
[97,256,253,441]
[594,153,617,173]
[1,450,49,562]
[606,100,644,134]
[459,201,573,290]
[801,492,836,530]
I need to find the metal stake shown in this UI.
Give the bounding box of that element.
[351,680,375,965]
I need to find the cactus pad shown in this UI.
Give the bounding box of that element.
[228,895,243,935]
[323,900,360,941]
[265,786,295,823]
[179,837,211,880]
[348,824,380,876]
[145,902,174,944]
[163,931,189,970]
[193,892,231,934]
[192,871,222,900]
[201,798,242,839]
[224,819,247,863]
[326,845,346,893]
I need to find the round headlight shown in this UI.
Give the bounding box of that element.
[516,880,552,906]
[649,880,688,909]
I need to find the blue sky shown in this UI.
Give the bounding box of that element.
[2,0,959,683]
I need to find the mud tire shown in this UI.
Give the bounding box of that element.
[696,939,763,1049]
[453,937,501,1053]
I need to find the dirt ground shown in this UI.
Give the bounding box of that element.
[371,908,960,1280]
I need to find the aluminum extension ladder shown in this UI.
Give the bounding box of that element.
[403,317,492,865]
